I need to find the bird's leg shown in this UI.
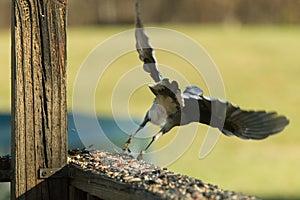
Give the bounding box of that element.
[122,126,144,152]
[137,130,163,160]
[122,135,133,153]
[122,112,150,152]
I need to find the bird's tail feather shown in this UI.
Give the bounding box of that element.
[198,97,289,140]
[222,108,289,139]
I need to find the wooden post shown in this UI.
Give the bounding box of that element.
[11,0,68,199]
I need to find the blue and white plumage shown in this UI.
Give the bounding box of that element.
[123,1,289,159]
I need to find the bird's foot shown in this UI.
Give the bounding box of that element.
[122,136,133,153]
[137,150,145,161]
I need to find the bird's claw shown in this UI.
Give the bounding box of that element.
[137,150,145,160]
[122,136,133,152]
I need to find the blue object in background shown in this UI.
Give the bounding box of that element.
[0,113,141,154]
[0,114,86,154]
[0,113,144,200]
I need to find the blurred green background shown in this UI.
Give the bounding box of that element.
[2,24,300,200]
[1,0,300,199]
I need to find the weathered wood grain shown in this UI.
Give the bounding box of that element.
[11,0,68,199]
[69,164,163,200]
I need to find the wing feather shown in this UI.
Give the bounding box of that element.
[149,79,184,115]
[135,1,162,82]
[186,96,289,139]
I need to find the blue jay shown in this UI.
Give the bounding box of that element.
[123,1,289,160]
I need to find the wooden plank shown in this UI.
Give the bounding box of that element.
[69,165,162,200]
[0,156,11,181]
[69,185,88,200]
[88,194,104,200]
[11,0,68,199]
[0,170,12,182]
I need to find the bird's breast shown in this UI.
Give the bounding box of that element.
[148,103,168,127]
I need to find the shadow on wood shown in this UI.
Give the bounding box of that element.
[0,155,12,182]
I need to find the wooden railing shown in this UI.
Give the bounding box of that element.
[1,149,258,200]
[0,155,12,182]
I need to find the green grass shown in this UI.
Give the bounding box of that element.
[0,183,10,200]
[0,29,10,112]
[1,24,300,198]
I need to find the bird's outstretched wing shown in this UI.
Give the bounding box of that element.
[222,107,289,139]
[184,95,289,139]
[135,1,162,82]
[149,79,184,115]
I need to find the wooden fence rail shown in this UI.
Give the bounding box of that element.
[69,165,159,200]
[0,156,11,182]
[1,149,258,200]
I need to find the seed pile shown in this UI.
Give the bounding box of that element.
[68,149,258,200]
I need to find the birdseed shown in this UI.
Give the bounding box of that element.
[68,149,258,200]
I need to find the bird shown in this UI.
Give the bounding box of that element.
[122,1,289,160]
